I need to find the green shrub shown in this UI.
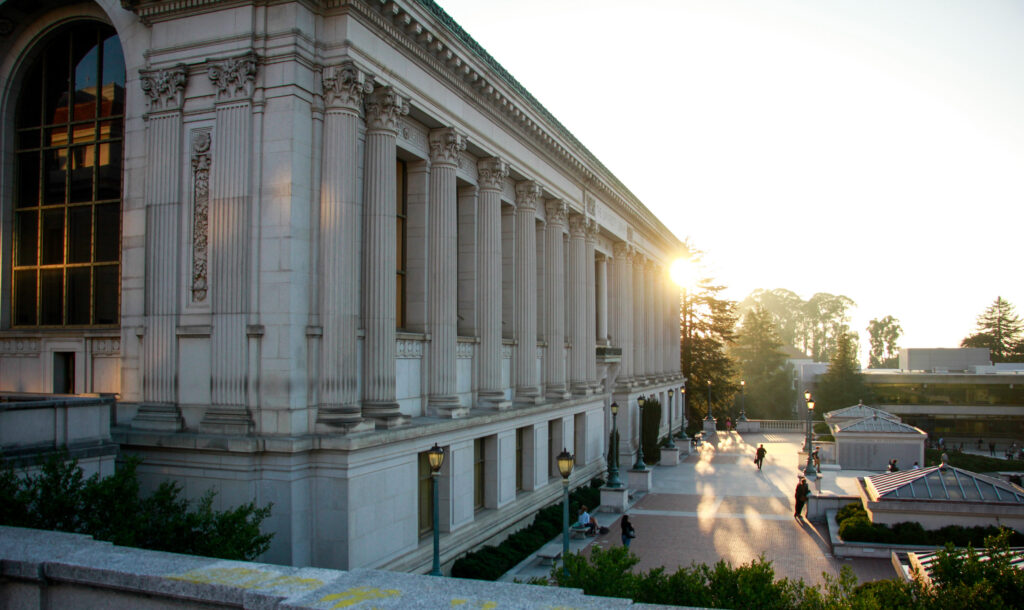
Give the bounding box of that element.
[641,398,662,465]
[836,501,867,524]
[0,453,272,560]
[813,422,829,434]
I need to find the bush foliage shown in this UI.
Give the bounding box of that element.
[0,453,273,560]
[835,502,1024,547]
[641,397,662,464]
[450,480,602,580]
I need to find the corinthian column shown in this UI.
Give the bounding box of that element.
[567,213,590,395]
[428,127,468,417]
[585,220,599,390]
[612,242,633,390]
[316,62,374,433]
[361,86,410,428]
[645,260,657,383]
[476,158,511,409]
[514,181,542,404]
[544,200,569,399]
[632,251,647,385]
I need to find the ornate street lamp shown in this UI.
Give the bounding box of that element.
[557,449,575,577]
[802,390,812,452]
[738,380,748,422]
[632,395,647,470]
[607,402,622,488]
[705,380,713,422]
[664,390,677,449]
[677,384,689,442]
[427,443,445,576]
[803,400,818,480]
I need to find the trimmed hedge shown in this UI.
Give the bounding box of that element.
[924,449,1020,473]
[450,479,603,580]
[835,501,1024,546]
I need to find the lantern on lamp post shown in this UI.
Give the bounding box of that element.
[557,449,575,577]
[803,399,818,480]
[607,402,622,488]
[632,395,647,470]
[738,380,748,422]
[427,443,445,576]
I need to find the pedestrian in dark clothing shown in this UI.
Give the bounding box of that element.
[755,444,767,470]
[887,459,899,472]
[621,515,636,548]
[990,442,997,457]
[794,477,810,518]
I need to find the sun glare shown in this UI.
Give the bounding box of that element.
[669,257,698,291]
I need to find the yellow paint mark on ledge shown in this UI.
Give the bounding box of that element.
[167,566,323,592]
[319,586,400,608]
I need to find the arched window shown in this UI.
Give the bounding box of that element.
[12,21,124,327]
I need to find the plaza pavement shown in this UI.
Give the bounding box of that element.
[504,431,895,587]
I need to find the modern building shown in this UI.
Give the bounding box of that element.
[0,0,685,572]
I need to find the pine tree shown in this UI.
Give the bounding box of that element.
[815,332,873,413]
[961,297,1024,363]
[681,271,738,424]
[732,306,796,419]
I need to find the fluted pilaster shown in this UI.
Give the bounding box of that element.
[544,200,569,399]
[428,127,468,417]
[632,252,647,384]
[476,158,510,407]
[645,261,657,382]
[316,62,373,432]
[612,242,633,389]
[584,220,599,389]
[361,86,409,428]
[514,181,541,404]
[567,214,589,394]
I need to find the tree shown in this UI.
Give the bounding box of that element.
[961,297,1024,363]
[680,247,738,424]
[801,292,856,362]
[737,288,804,347]
[867,315,903,368]
[815,332,872,413]
[732,306,796,419]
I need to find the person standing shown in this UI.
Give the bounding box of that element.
[794,476,810,518]
[755,444,767,470]
[620,515,636,548]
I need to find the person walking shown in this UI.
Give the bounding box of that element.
[620,515,636,548]
[755,444,767,470]
[811,446,820,471]
[794,476,810,518]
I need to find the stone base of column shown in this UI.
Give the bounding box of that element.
[131,403,183,432]
[363,402,410,429]
[627,468,653,492]
[199,407,254,435]
[545,385,571,401]
[514,388,542,407]
[428,396,470,419]
[599,486,629,513]
[477,391,513,411]
[659,447,680,466]
[570,383,593,396]
[315,408,375,434]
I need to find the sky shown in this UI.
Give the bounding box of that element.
[434,0,1024,363]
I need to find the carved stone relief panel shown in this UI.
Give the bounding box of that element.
[190,129,212,303]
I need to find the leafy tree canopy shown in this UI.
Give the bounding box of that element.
[867,315,903,368]
[732,305,796,419]
[738,289,857,363]
[961,297,1024,363]
[814,332,873,413]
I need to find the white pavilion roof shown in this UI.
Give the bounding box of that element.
[835,415,924,435]
[825,401,900,423]
[865,465,1024,503]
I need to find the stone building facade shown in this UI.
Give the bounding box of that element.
[0,0,685,571]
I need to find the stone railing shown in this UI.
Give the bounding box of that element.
[0,525,663,609]
[736,419,807,432]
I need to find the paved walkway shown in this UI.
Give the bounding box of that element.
[505,431,894,586]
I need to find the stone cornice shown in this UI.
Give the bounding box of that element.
[428,127,467,166]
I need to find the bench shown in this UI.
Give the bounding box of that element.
[569,525,588,539]
[536,542,563,566]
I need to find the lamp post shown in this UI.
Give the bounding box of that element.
[557,449,575,577]
[664,390,677,449]
[607,402,622,488]
[427,443,445,576]
[738,380,748,422]
[677,383,689,442]
[803,399,818,480]
[705,380,713,422]
[802,390,812,452]
[632,395,647,470]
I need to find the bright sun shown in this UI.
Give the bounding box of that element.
[669,257,698,290]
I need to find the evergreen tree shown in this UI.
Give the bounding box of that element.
[867,315,902,368]
[680,252,738,423]
[801,292,856,362]
[815,332,872,413]
[961,297,1024,363]
[732,306,796,419]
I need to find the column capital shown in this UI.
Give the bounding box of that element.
[429,127,468,166]
[585,218,600,240]
[140,63,188,111]
[207,53,257,102]
[364,86,409,133]
[477,157,509,191]
[630,249,647,265]
[613,241,630,258]
[515,180,542,211]
[545,199,568,225]
[322,61,373,111]
[568,213,587,237]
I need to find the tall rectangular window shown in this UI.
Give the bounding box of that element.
[474,438,485,511]
[417,450,433,537]
[515,427,525,492]
[396,159,407,329]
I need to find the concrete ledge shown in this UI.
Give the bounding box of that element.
[0,526,643,609]
[826,510,939,559]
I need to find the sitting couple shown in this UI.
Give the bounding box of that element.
[576,506,600,536]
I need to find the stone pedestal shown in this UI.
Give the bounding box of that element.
[627,468,652,493]
[660,447,680,466]
[600,486,629,513]
[703,418,718,442]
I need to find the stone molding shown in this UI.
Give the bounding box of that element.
[428,127,467,166]
[207,53,257,101]
[0,338,40,356]
[190,130,211,303]
[321,61,373,111]
[139,64,188,111]
[455,342,473,359]
[90,338,121,356]
[396,338,424,359]
[545,199,568,224]
[501,344,513,359]
[514,181,542,210]
[364,86,410,133]
[477,157,509,191]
